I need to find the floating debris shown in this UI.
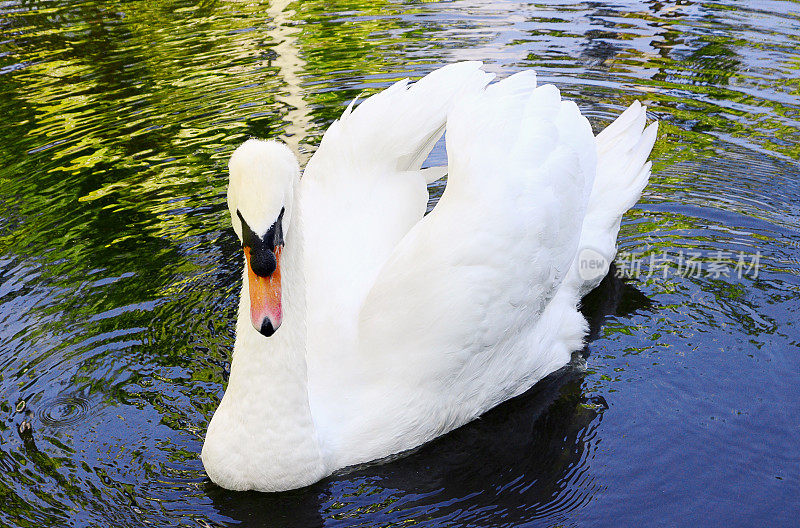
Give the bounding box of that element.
[18,410,34,438]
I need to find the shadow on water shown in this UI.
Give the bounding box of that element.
[206,268,654,527]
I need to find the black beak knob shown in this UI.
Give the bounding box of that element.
[250,247,277,277]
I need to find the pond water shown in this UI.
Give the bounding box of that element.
[1,0,799,526]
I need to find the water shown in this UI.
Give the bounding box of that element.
[1,0,799,525]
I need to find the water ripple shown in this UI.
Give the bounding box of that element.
[37,394,92,427]
[0,0,798,526]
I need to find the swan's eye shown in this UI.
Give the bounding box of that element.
[266,207,285,250]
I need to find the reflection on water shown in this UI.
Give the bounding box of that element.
[206,273,645,528]
[0,0,799,526]
[207,370,605,528]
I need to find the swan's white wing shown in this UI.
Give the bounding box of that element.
[566,102,659,296]
[302,62,492,316]
[338,74,597,462]
[302,63,493,418]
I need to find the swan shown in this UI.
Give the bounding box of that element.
[201,62,658,492]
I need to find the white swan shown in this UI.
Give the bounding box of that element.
[201,62,658,492]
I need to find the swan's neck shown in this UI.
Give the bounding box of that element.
[202,188,327,492]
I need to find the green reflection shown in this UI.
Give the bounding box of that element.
[0,0,798,525]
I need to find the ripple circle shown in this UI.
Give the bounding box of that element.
[37,396,91,427]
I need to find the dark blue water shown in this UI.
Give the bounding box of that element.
[1,0,798,526]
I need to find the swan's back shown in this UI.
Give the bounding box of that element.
[303,66,658,469]
[307,72,630,467]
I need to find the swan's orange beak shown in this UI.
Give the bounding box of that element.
[245,246,282,337]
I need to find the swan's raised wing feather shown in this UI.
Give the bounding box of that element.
[302,62,493,313]
[342,74,597,459]
[306,63,492,177]
[302,63,494,408]
[302,63,492,300]
[565,102,658,296]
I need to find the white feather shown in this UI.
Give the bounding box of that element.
[202,63,658,492]
[566,103,658,296]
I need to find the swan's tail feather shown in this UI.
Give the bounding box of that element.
[309,62,493,177]
[568,102,658,297]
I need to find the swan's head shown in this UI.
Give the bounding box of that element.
[227,139,299,337]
